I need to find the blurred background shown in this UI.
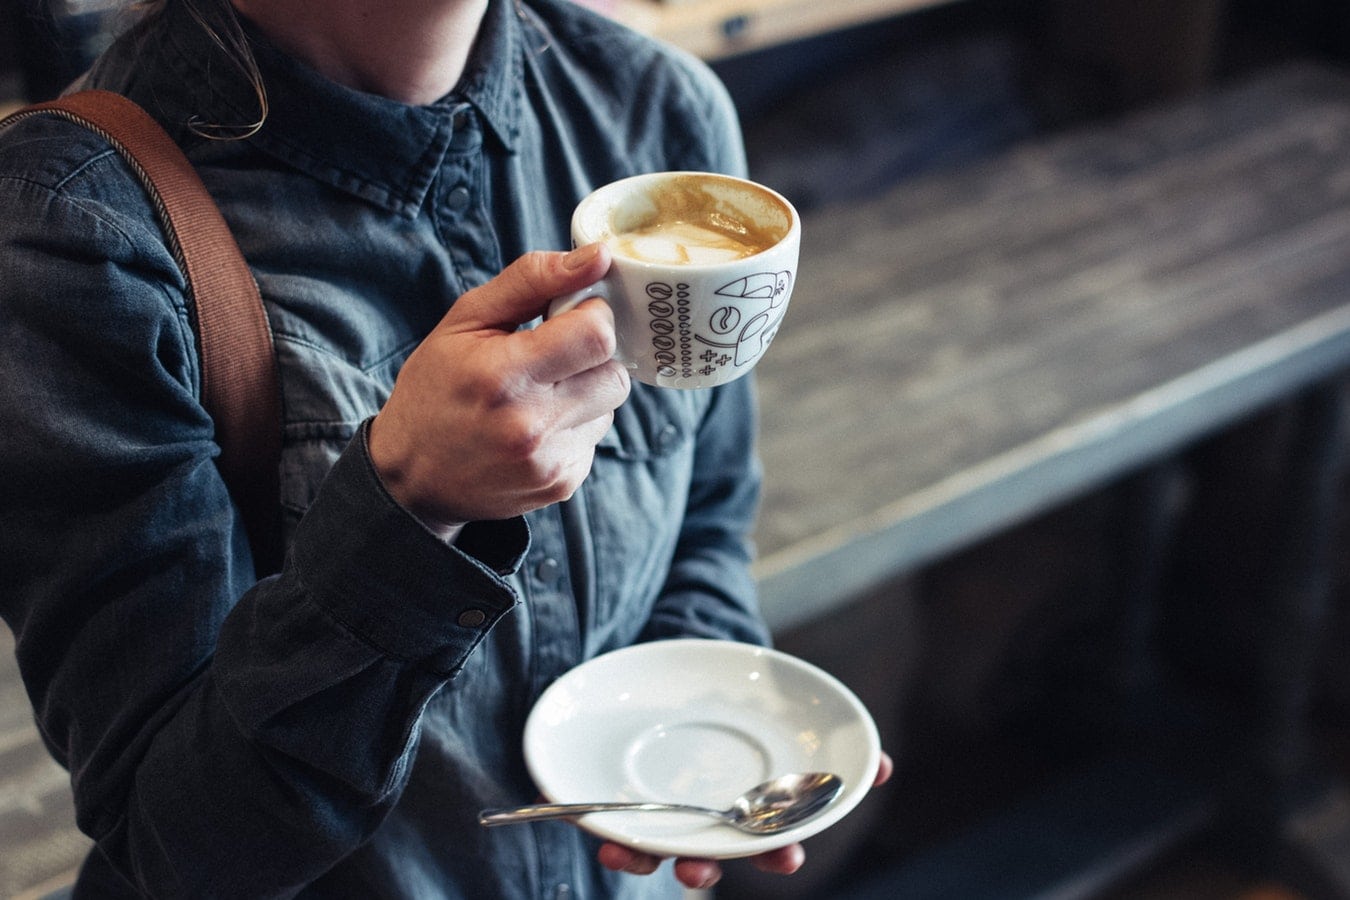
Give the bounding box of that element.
[5,0,1350,898]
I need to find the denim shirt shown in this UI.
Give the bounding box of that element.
[0,1,768,896]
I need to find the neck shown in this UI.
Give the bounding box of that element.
[230,0,489,105]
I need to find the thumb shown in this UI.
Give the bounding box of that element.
[447,244,612,333]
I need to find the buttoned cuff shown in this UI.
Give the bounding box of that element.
[288,425,529,665]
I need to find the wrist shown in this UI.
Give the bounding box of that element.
[363,417,466,543]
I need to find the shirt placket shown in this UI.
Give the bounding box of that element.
[524,503,583,695]
[435,103,502,291]
[519,502,588,900]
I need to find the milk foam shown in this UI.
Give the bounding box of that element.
[609,220,763,265]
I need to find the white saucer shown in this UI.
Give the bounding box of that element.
[522,639,881,859]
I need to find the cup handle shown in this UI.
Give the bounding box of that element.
[546,280,634,369]
[547,279,611,319]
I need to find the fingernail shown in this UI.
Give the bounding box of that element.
[563,243,601,271]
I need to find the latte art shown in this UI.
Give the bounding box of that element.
[609,219,767,265]
[600,176,785,266]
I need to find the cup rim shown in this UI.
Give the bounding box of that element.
[572,171,800,271]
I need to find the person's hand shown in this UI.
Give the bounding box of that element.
[598,751,895,891]
[368,244,629,535]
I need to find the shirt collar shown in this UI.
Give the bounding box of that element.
[155,0,522,217]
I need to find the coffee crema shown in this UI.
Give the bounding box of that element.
[604,178,782,265]
[608,219,766,265]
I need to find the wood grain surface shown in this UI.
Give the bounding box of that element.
[752,63,1350,628]
[0,628,87,898]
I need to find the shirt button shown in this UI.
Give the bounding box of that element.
[449,115,482,152]
[535,557,561,585]
[655,423,678,452]
[457,608,487,628]
[446,185,472,214]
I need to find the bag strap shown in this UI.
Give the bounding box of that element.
[3,90,283,574]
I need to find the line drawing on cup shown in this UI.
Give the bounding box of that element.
[645,282,683,377]
[694,271,793,368]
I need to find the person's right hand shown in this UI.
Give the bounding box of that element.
[367,243,630,537]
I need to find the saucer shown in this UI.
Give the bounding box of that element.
[522,639,881,859]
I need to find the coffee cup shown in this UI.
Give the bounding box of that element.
[552,171,800,389]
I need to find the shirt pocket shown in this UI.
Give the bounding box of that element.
[273,333,414,543]
[583,385,709,632]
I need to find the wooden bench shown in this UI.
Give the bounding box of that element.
[752,61,1350,631]
[746,61,1350,897]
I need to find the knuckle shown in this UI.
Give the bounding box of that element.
[497,410,549,461]
[468,365,534,414]
[553,301,613,354]
[511,250,560,292]
[544,452,595,504]
[605,361,631,400]
[576,317,618,363]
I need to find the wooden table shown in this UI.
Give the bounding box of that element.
[751,62,1350,632]
[746,62,1350,897]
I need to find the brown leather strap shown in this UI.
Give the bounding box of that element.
[4,90,283,574]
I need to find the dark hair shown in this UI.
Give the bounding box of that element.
[137,0,268,138]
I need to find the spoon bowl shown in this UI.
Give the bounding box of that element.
[478,771,844,836]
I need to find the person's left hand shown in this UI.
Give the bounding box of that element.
[597,751,894,891]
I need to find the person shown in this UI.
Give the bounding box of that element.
[0,0,889,896]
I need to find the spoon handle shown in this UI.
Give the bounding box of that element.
[479,800,719,826]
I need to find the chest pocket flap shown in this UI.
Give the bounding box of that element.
[596,383,708,460]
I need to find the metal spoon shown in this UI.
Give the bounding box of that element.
[478,771,844,835]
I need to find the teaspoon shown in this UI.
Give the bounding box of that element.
[478,771,844,835]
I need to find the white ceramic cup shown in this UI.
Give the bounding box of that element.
[552,171,800,390]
